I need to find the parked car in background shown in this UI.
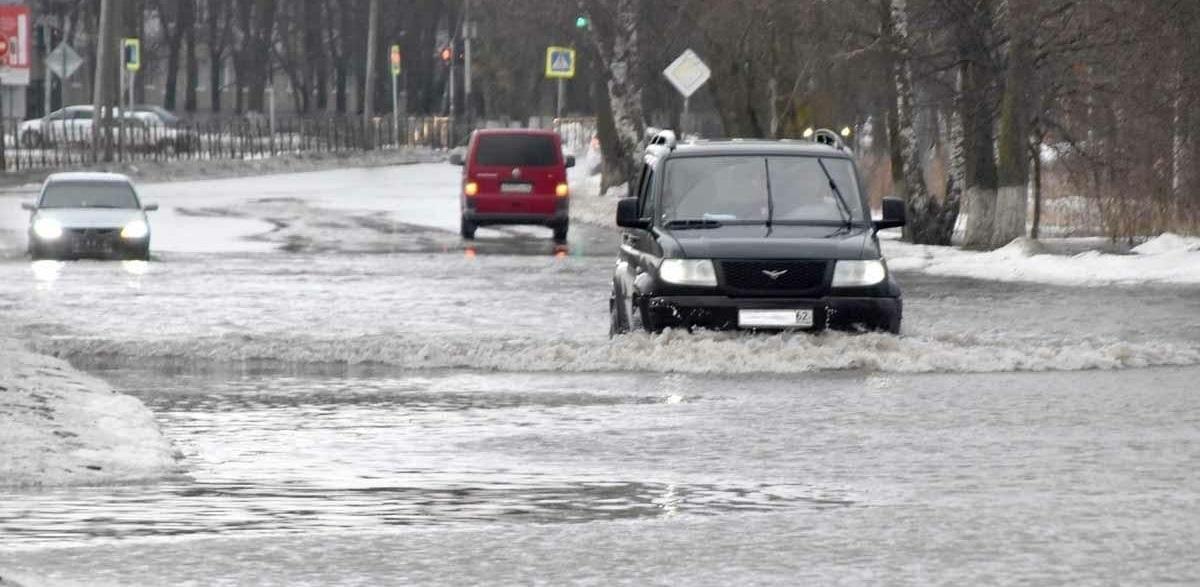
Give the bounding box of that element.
[19,105,93,148]
[18,105,197,153]
[610,134,906,334]
[133,104,182,127]
[450,129,575,242]
[21,172,158,261]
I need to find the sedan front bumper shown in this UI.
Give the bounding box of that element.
[30,229,149,260]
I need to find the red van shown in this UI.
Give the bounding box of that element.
[451,129,574,242]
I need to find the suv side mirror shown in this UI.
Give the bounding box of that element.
[616,198,649,229]
[143,203,159,212]
[449,153,464,166]
[564,155,576,169]
[874,197,906,231]
[21,202,35,211]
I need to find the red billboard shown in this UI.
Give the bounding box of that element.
[0,4,32,86]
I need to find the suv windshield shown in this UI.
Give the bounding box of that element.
[661,155,865,224]
[40,181,139,209]
[474,135,558,167]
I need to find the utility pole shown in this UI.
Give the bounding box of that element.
[463,0,472,125]
[42,22,52,118]
[92,0,114,162]
[363,0,380,149]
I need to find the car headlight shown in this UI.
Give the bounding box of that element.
[832,260,887,287]
[121,220,149,239]
[659,259,718,287]
[33,218,63,240]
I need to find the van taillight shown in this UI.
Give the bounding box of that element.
[465,181,479,196]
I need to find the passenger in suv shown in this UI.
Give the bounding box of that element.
[610,136,907,334]
[450,129,575,242]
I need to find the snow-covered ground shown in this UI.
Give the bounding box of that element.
[885,232,1200,286]
[0,337,178,487]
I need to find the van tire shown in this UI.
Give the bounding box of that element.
[460,217,477,240]
[552,223,568,243]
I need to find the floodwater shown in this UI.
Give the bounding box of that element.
[2,366,1198,585]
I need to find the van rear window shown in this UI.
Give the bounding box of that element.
[474,135,558,166]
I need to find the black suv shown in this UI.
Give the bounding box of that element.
[610,136,906,334]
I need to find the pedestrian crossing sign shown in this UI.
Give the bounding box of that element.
[545,46,575,79]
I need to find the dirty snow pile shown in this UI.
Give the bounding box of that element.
[0,338,178,487]
[568,143,623,228]
[885,234,1200,286]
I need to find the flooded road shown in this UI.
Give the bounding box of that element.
[3,366,1198,585]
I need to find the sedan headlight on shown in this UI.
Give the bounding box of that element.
[32,218,63,240]
[659,259,718,287]
[832,260,887,287]
[121,220,149,239]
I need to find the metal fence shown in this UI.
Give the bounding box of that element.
[0,115,455,173]
[0,114,602,173]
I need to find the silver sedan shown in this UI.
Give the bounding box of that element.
[22,172,158,261]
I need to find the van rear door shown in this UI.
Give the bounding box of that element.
[469,134,563,215]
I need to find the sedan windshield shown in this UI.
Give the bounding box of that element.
[661,155,865,224]
[40,182,139,209]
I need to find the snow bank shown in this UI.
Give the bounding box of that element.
[0,338,179,487]
[31,329,1200,376]
[1131,233,1200,256]
[885,235,1200,286]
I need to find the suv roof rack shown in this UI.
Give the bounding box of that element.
[810,128,850,152]
[648,129,678,150]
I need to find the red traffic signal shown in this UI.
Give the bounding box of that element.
[440,47,453,63]
[0,37,9,61]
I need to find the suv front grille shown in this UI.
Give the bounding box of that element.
[719,260,829,295]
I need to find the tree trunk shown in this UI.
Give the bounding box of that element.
[92,0,114,162]
[207,0,226,112]
[363,0,380,148]
[954,1,1001,249]
[992,0,1032,248]
[183,0,198,112]
[163,35,183,110]
[886,0,956,244]
[244,0,277,113]
[585,0,646,194]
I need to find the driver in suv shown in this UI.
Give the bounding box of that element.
[610,135,907,334]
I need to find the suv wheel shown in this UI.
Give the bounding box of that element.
[609,296,630,336]
[552,223,568,243]
[460,217,477,240]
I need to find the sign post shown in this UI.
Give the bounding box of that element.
[119,38,140,159]
[544,46,576,119]
[390,44,401,145]
[43,42,83,120]
[662,49,711,135]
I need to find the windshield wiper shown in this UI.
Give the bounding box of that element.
[816,158,855,228]
[664,219,723,229]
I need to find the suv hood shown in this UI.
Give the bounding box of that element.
[664,224,876,260]
[33,208,145,229]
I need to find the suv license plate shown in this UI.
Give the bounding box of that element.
[500,182,533,193]
[738,309,814,328]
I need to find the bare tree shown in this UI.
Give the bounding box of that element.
[584,0,646,193]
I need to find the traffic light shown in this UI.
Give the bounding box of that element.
[440,46,453,64]
[575,16,589,29]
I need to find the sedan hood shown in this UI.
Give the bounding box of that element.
[666,224,876,260]
[34,208,145,229]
